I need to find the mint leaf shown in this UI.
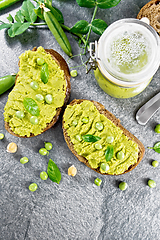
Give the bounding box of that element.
[8,22,30,37]
[70,20,89,34]
[105,145,114,162]
[82,134,101,142]
[47,159,61,184]
[91,19,107,35]
[41,63,49,84]
[21,0,37,23]
[23,98,40,116]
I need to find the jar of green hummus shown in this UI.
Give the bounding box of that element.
[89,19,160,98]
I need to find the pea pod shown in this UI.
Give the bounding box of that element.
[43,10,72,57]
[0,0,20,10]
[0,74,16,95]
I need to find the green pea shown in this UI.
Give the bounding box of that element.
[0,133,4,140]
[119,182,128,191]
[15,110,24,119]
[75,134,82,142]
[30,81,39,90]
[155,124,160,133]
[72,119,78,126]
[30,116,39,125]
[29,183,38,192]
[95,122,104,131]
[106,136,114,143]
[100,163,109,172]
[44,142,52,151]
[45,94,53,104]
[148,179,156,188]
[117,151,124,160]
[35,94,44,102]
[152,160,159,168]
[20,157,29,164]
[70,70,78,77]
[94,178,102,186]
[37,57,45,65]
[82,117,89,124]
[39,148,49,156]
[40,171,48,180]
[95,143,102,150]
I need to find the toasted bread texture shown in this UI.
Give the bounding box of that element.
[62,99,145,175]
[137,0,160,35]
[4,47,71,138]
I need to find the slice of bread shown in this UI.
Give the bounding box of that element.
[4,47,71,138]
[137,0,160,35]
[62,99,145,175]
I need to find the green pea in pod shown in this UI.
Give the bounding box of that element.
[23,98,40,116]
[41,63,49,84]
[43,10,72,57]
[82,134,101,142]
[105,145,114,162]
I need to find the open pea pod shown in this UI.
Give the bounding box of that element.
[43,10,72,56]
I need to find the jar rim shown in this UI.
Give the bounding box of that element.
[97,18,160,87]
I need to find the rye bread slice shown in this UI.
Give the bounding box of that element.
[137,0,160,35]
[5,47,71,138]
[62,99,145,175]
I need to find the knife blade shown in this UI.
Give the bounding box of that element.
[136,92,160,125]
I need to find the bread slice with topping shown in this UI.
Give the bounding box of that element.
[137,0,160,35]
[62,99,145,175]
[4,47,71,138]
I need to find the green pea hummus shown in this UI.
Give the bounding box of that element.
[4,46,66,137]
[63,100,139,175]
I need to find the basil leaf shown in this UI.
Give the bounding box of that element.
[82,134,101,142]
[70,20,89,34]
[23,98,40,116]
[91,19,107,35]
[0,23,11,30]
[76,0,95,8]
[105,145,114,162]
[41,63,49,84]
[8,22,30,37]
[15,10,25,23]
[97,0,121,9]
[47,159,61,184]
[153,142,160,153]
[21,0,37,23]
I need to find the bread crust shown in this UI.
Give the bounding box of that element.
[5,47,71,138]
[137,0,160,35]
[62,99,145,175]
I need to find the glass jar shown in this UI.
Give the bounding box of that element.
[90,18,160,98]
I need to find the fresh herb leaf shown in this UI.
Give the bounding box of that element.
[7,14,14,23]
[15,10,25,23]
[8,22,30,37]
[91,19,107,35]
[76,0,95,8]
[70,20,89,34]
[34,6,45,20]
[97,0,121,9]
[148,142,160,153]
[21,0,37,23]
[0,23,11,30]
[105,145,114,162]
[41,63,49,84]
[23,98,40,116]
[82,134,101,142]
[47,159,61,184]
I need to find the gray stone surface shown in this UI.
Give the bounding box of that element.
[0,0,160,239]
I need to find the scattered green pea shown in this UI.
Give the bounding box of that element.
[37,57,45,65]
[30,116,39,125]
[40,171,48,180]
[152,160,159,168]
[94,178,102,186]
[106,136,114,143]
[39,148,49,156]
[35,94,44,102]
[72,119,78,126]
[100,162,109,172]
[155,124,160,133]
[30,81,39,90]
[95,143,102,150]
[45,94,53,104]
[117,151,124,160]
[70,70,78,77]
[95,122,104,131]
[119,182,128,191]
[148,179,156,188]
[0,133,4,140]
[29,183,38,192]
[44,142,52,151]
[82,117,89,123]
[16,110,24,119]
[20,157,29,164]
[75,134,82,142]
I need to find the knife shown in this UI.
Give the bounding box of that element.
[136,92,160,125]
